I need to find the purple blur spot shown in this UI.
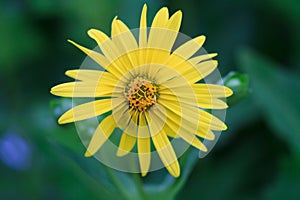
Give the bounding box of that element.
[0,133,32,170]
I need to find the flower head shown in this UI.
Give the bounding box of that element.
[50,4,232,177]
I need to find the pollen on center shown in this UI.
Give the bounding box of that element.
[125,77,158,112]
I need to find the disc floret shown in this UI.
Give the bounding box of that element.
[126,77,159,112]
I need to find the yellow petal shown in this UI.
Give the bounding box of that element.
[162,113,208,151]
[111,17,120,37]
[147,8,182,65]
[196,128,215,140]
[51,70,121,98]
[111,18,139,72]
[161,90,228,110]
[116,133,136,157]
[111,98,133,130]
[160,56,216,85]
[198,98,228,109]
[88,29,110,46]
[68,40,126,79]
[148,7,169,50]
[65,70,102,81]
[170,35,206,60]
[85,115,116,156]
[182,60,218,83]
[58,99,112,124]
[111,18,138,52]
[167,10,182,32]
[154,105,207,152]
[145,112,180,177]
[137,5,148,75]
[157,36,206,83]
[160,10,182,51]
[199,109,227,130]
[65,70,118,82]
[192,84,233,98]
[159,84,228,109]
[50,81,115,98]
[152,132,180,177]
[158,93,227,131]
[164,123,180,138]
[68,40,110,69]
[146,50,170,79]
[163,98,225,135]
[123,109,139,132]
[138,113,151,176]
[157,99,214,140]
[164,118,180,138]
[88,29,131,76]
[188,136,207,151]
[163,59,219,85]
[150,7,169,28]
[188,53,218,65]
[160,83,232,98]
[158,102,200,135]
[139,4,147,48]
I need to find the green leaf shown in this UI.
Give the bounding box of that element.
[0,15,42,71]
[48,98,84,153]
[238,49,300,153]
[56,144,142,200]
[223,71,250,106]
[268,0,300,25]
[50,98,72,120]
[264,155,300,200]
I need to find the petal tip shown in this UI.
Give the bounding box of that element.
[142,3,147,10]
[202,146,208,152]
[65,70,76,78]
[67,39,78,47]
[211,134,216,140]
[49,86,61,97]
[84,151,93,157]
[200,35,206,41]
[175,10,182,17]
[57,117,66,124]
[116,149,128,157]
[50,89,58,97]
[87,29,100,38]
[211,53,218,57]
[208,132,216,140]
[141,171,148,177]
[172,170,180,178]
[58,112,72,124]
[213,60,218,66]
[87,29,96,36]
[50,88,54,94]
[67,39,77,47]
[226,87,234,97]
[194,35,206,46]
[168,162,181,178]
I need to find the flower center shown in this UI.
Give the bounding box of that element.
[125,77,158,112]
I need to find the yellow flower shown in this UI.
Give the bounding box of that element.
[50,4,233,178]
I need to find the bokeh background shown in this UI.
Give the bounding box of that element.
[1,0,300,199]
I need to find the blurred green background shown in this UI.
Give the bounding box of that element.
[1,0,300,199]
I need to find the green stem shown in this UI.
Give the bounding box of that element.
[132,173,147,200]
[104,166,131,200]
